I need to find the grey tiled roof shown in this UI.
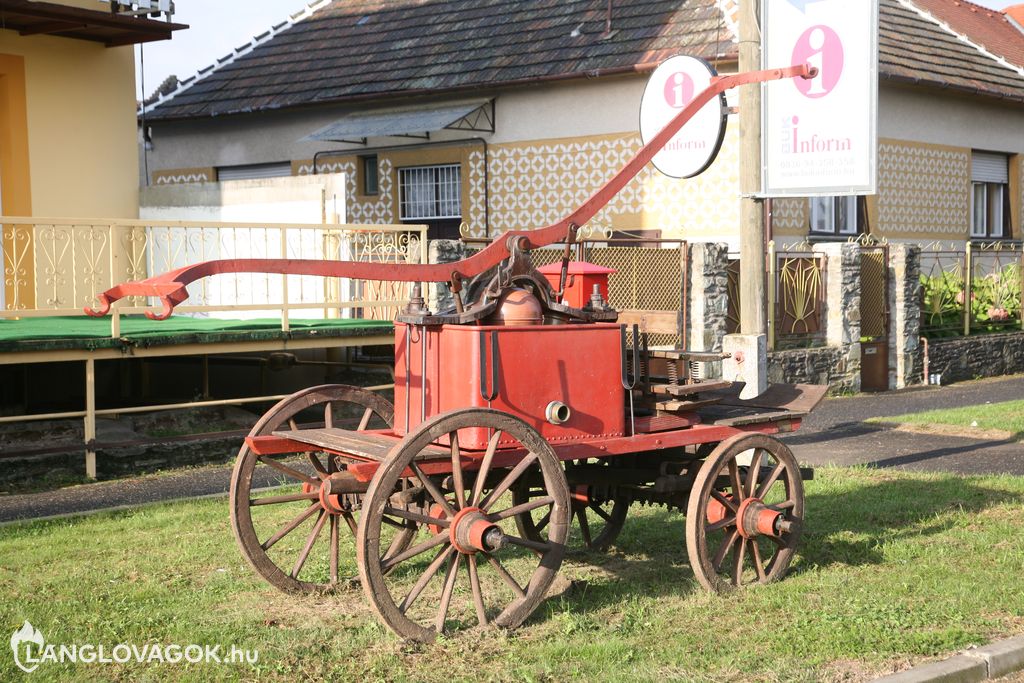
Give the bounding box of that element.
[146,0,1024,121]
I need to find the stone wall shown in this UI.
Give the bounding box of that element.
[426,239,467,313]
[927,332,1024,384]
[688,242,729,378]
[767,346,857,392]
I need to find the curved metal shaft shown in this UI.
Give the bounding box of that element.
[86,64,815,320]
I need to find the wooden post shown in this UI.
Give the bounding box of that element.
[85,358,97,479]
[739,0,767,337]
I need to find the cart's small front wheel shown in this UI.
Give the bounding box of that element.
[513,458,629,551]
[357,408,571,642]
[685,432,804,593]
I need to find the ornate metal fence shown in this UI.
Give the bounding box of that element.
[1,217,427,332]
[918,241,1023,338]
[769,241,827,350]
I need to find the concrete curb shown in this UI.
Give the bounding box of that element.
[875,636,1024,682]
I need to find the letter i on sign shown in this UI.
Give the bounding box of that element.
[805,28,826,96]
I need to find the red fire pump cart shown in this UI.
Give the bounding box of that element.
[89,64,826,642]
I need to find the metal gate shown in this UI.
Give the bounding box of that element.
[859,244,890,391]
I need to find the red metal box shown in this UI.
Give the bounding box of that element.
[394,322,625,450]
[537,261,616,309]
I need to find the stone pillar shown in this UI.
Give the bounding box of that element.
[890,243,922,388]
[817,242,861,393]
[425,239,466,313]
[688,242,729,378]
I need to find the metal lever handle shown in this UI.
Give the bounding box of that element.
[620,324,639,390]
[479,330,500,401]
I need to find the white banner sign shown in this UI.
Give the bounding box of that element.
[762,0,878,196]
[639,55,727,179]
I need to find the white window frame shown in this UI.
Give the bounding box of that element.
[809,196,859,236]
[398,164,461,221]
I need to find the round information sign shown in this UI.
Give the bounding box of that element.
[639,55,727,179]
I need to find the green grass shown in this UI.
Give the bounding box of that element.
[868,399,1024,440]
[2,467,1024,681]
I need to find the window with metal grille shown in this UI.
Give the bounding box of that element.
[398,164,461,220]
[970,151,1010,239]
[808,196,859,235]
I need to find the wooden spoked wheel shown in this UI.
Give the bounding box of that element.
[230,384,416,593]
[357,408,571,642]
[685,433,804,593]
[513,459,629,551]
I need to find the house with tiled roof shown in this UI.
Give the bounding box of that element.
[140,0,1024,247]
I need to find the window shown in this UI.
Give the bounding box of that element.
[970,151,1011,239]
[398,164,461,220]
[216,162,292,181]
[361,155,378,195]
[809,196,860,236]
[398,164,462,240]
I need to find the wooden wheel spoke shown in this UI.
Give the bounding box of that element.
[288,418,299,431]
[756,463,786,500]
[470,430,502,507]
[746,449,763,497]
[341,511,358,535]
[258,456,319,487]
[479,453,538,511]
[400,545,455,614]
[434,553,462,634]
[534,510,551,533]
[384,505,450,528]
[727,458,744,499]
[307,452,329,476]
[731,534,746,586]
[588,503,612,523]
[577,508,593,547]
[382,532,449,571]
[505,534,551,553]
[706,515,736,533]
[411,462,456,517]
[710,488,738,513]
[450,432,467,509]
[261,502,320,551]
[249,491,319,506]
[324,402,334,430]
[768,499,796,511]
[357,406,374,431]
[467,554,488,626]
[482,552,526,599]
[489,496,554,522]
[329,515,339,585]
[712,529,738,572]
[290,510,328,579]
[750,539,767,582]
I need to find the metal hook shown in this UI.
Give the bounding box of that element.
[620,324,639,435]
[479,330,500,402]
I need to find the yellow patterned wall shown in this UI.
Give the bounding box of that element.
[482,129,739,240]
[153,167,215,185]
[876,139,970,238]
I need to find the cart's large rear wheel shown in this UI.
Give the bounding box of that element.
[357,408,571,642]
[685,433,804,593]
[230,384,416,593]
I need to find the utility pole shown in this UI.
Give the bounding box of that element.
[738,0,766,337]
[721,0,769,398]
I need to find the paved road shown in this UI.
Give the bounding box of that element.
[1,376,1021,524]
[783,374,1024,475]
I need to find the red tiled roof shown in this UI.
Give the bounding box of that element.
[1007,4,1024,25]
[145,0,1024,121]
[881,0,1024,101]
[912,0,1024,69]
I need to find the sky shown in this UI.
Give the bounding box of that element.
[135,0,1020,100]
